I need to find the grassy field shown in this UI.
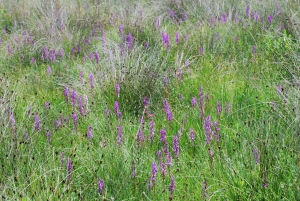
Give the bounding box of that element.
[0,0,299,200]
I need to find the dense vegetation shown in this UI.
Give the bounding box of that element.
[0,0,299,200]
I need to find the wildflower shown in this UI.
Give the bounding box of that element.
[188,128,195,143]
[253,148,260,164]
[45,101,50,110]
[72,113,77,127]
[127,33,133,49]
[101,26,106,48]
[137,128,145,144]
[168,176,176,195]
[170,10,175,18]
[164,76,169,87]
[204,116,212,145]
[213,121,220,142]
[160,162,167,177]
[98,178,105,194]
[175,31,180,45]
[87,125,93,140]
[173,134,179,158]
[149,120,155,145]
[46,130,52,143]
[202,179,207,197]
[89,73,94,89]
[246,3,250,19]
[160,127,167,143]
[34,114,41,132]
[252,45,257,55]
[267,14,273,24]
[262,168,268,188]
[115,83,120,98]
[71,90,77,107]
[47,66,51,76]
[163,99,173,121]
[66,158,73,182]
[117,124,123,147]
[132,169,137,178]
[177,70,182,80]
[155,17,161,29]
[95,52,99,64]
[191,97,197,107]
[234,13,238,24]
[78,96,84,116]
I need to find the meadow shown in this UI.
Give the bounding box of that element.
[0,0,299,200]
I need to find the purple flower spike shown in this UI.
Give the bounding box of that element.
[47,66,51,76]
[216,101,221,118]
[267,14,273,24]
[87,125,93,140]
[34,114,41,132]
[188,128,195,143]
[168,176,176,195]
[72,113,77,127]
[98,178,105,194]
[252,45,257,55]
[173,134,179,158]
[175,32,180,45]
[149,120,155,145]
[115,83,120,98]
[95,52,99,64]
[163,99,173,121]
[66,158,73,182]
[160,127,167,144]
[45,101,50,110]
[46,130,52,143]
[71,90,77,107]
[89,73,94,89]
[191,97,197,107]
[253,148,260,164]
[204,116,212,145]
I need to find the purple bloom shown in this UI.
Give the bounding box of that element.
[253,148,260,164]
[221,13,227,22]
[246,3,250,19]
[276,3,282,15]
[202,180,207,197]
[144,42,148,50]
[132,169,137,178]
[127,33,133,49]
[114,101,122,118]
[188,128,195,143]
[267,14,273,24]
[168,176,176,195]
[191,97,197,107]
[66,158,73,182]
[45,101,50,110]
[117,124,123,147]
[160,162,167,177]
[87,125,93,140]
[170,10,175,18]
[178,93,183,101]
[175,31,180,45]
[89,73,94,89]
[98,178,105,194]
[166,151,173,167]
[95,52,99,64]
[119,25,123,35]
[177,70,182,80]
[47,66,51,76]
[160,127,167,143]
[213,121,220,142]
[78,96,84,116]
[115,83,120,98]
[252,45,257,55]
[21,54,25,62]
[204,116,212,145]
[149,120,155,145]
[262,168,268,188]
[46,130,52,143]
[172,135,179,158]
[164,76,169,87]
[155,17,161,29]
[34,114,41,132]
[163,99,172,121]
[101,26,106,48]
[71,90,77,107]
[137,128,145,144]
[72,113,78,127]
